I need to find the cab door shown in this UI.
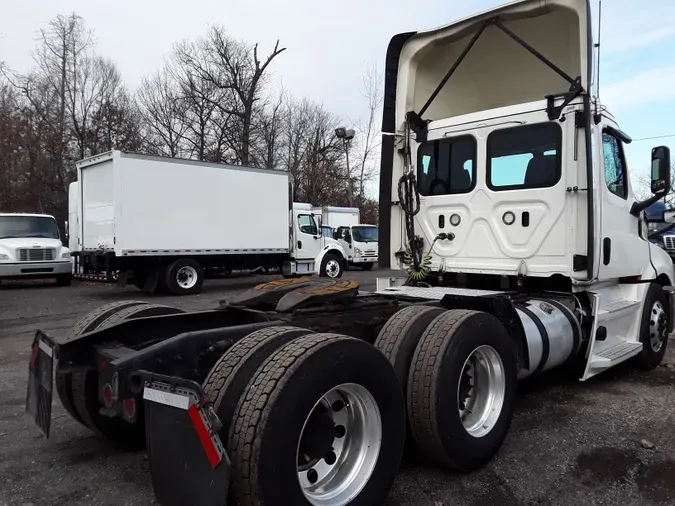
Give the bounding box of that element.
[294,211,322,261]
[596,123,650,280]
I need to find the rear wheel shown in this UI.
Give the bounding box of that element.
[203,325,312,445]
[407,309,517,472]
[635,283,669,368]
[228,333,405,506]
[164,258,204,295]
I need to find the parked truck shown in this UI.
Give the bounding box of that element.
[0,213,72,286]
[26,1,675,505]
[318,206,380,270]
[71,151,345,294]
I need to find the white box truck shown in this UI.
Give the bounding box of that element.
[74,151,346,294]
[319,206,379,270]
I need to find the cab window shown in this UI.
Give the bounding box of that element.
[298,215,317,235]
[417,135,476,196]
[602,130,628,199]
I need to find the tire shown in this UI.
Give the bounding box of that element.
[70,303,185,446]
[56,274,72,286]
[319,253,343,278]
[57,300,150,425]
[203,326,312,446]
[361,263,374,271]
[229,333,406,506]
[635,283,669,368]
[407,309,517,472]
[163,258,204,295]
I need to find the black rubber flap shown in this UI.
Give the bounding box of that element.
[276,278,360,312]
[25,331,54,438]
[143,381,229,506]
[222,276,314,308]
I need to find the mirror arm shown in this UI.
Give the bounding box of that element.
[631,194,664,217]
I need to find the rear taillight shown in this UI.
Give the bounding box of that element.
[103,383,114,408]
[123,398,136,419]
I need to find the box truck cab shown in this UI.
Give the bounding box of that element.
[0,213,72,286]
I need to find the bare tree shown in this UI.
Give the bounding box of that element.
[137,66,188,157]
[353,64,383,198]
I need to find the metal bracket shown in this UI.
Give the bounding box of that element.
[546,77,583,120]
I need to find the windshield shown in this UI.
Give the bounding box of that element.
[351,226,378,243]
[649,221,673,235]
[0,216,60,240]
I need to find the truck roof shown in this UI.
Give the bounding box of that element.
[0,213,56,219]
[76,150,289,178]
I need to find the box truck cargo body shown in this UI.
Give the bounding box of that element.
[74,151,343,294]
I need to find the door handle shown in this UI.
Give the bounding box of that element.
[297,241,302,249]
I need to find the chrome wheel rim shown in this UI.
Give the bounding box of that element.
[325,260,341,278]
[297,383,382,506]
[176,266,198,289]
[649,300,667,352]
[457,345,506,438]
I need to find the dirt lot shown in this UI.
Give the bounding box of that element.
[1,271,675,506]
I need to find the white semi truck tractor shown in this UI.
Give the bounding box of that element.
[25,1,675,505]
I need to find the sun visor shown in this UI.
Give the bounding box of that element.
[397,0,592,124]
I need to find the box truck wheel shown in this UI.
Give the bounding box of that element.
[56,301,150,426]
[164,259,204,295]
[228,333,405,506]
[407,310,517,472]
[69,303,184,448]
[319,253,344,278]
[635,282,669,369]
[203,326,312,447]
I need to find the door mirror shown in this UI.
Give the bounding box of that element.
[344,230,352,243]
[651,146,671,195]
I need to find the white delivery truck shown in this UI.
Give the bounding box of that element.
[319,206,379,270]
[0,213,72,286]
[73,150,346,295]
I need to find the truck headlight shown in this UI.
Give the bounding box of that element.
[0,253,9,261]
[354,248,363,256]
[61,252,71,259]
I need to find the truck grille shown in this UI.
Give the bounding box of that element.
[18,248,56,262]
[364,249,377,257]
[664,236,675,250]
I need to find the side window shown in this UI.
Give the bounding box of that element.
[487,122,562,191]
[602,131,628,199]
[417,135,476,196]
[298,215,317,235]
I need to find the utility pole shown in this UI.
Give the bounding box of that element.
[335,127,355,207]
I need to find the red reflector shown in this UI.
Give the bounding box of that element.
[123,398,136,419]
[187,404,220,468]
[98,361,106,371]
[103,384,113,408]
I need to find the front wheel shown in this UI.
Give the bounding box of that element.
[635,283,669,368]
[319,254,343,278]
[228,333,405,506]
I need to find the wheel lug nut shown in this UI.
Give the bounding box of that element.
[324,451,337,465]
[335,425,346,438]
[332,400,345,412]
[307,469,318,484]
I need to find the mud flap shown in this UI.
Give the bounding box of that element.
[134,372,230,506]
[25,331,55,438]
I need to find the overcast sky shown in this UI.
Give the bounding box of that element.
[2,0,675,188]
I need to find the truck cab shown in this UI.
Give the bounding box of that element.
[0,213,72,286]
[336,224,379,270]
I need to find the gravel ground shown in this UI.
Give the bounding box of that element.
[1,271,675,506]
